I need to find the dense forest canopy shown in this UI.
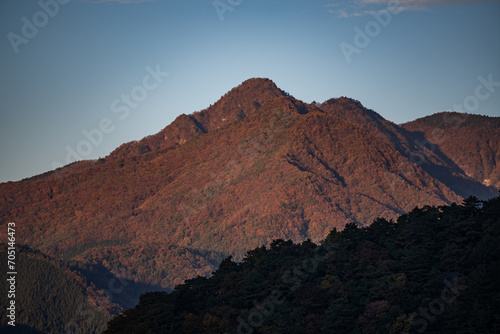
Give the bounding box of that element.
[105,195,500,334]
[1,79,497,306]
[0,245,112,333]
[1,79,498,333]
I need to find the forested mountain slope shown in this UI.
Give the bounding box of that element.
[403,112,500,189]
[0,79,497,316]
[105,195,500,334]
[0,245,113,333]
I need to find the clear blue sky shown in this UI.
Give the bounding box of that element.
[1,0,499,182]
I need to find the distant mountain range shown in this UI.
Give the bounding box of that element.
[0,78,498,330]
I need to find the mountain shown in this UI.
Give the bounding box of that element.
[403,112,500,189]
[108,78,288,158]
[0,244,113,333]
[104,195,500,334]
[0,78,498,319]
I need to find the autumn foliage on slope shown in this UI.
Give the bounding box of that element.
[403,112,500,189]
[0,78,497,300]
[104,196,500,334]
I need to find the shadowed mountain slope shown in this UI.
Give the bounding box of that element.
[0,244,113,333]
[403,112,500,190]
[104,195,500,334]
[0,79,497,315]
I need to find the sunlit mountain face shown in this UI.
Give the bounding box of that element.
[0,79,498,332]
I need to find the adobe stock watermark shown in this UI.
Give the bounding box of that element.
[61,266,133,334]
[60,301,101,334]
[340,0,402,64]
[385,73,500,191]
[401,276,467,334]
[177,109,291,226]
[228,242,336,334]
[213,0,242,22]
[50,64,169,172]
[452,74,500,115]
[7,0,70,54]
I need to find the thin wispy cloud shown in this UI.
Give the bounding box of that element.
[363,0,499,3]
[326,0,500,18]
[82,0,156,4]
[326,0,425,18]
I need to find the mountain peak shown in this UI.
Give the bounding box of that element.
[189,78,287,133]
[237,77,279,90]
[234,77,291,97]
[108,78,289,158]
[216,77,289,107]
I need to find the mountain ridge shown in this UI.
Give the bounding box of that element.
[107,78,289,160]
[0,79,498,321]
[403,112,500,189]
